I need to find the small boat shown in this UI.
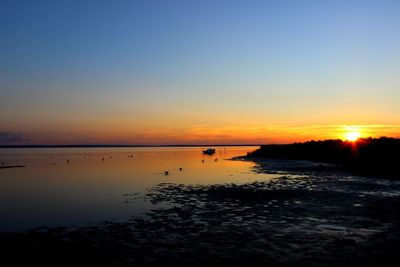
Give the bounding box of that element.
[203,148,216,155]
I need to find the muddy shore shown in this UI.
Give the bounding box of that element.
[1,158,400,266]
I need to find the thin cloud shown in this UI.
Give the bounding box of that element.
[0,132,28,144]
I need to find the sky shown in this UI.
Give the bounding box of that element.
[1,0,400,145]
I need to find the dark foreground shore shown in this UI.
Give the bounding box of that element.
[1,159,400,266]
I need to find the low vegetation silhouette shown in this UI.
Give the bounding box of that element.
[247,137,400,178]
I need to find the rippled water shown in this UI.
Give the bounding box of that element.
[0,146,278,232]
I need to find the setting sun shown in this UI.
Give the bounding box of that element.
[345,131,361,141]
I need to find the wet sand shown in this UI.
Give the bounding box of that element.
[1,158,400,266]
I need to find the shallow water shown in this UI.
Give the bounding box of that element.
[2,149,400,266]
[0,146,277,232]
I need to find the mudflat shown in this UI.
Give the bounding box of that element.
[1,158,399,266]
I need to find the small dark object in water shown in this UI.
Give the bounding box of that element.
[203,148,216,155]
[164,170,169,175]
[67,160,70,163]
[201,160,205,163]
[214,158,218,162]
[1,162,4,165]
[102,158,105,161]
[179,167,183,171]
[0,165,26,169]
[110,156,112,159]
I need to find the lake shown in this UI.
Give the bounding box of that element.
[0,146,277,232]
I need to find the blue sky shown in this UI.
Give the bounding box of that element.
[1,0,400,144]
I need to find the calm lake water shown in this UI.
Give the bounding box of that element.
[0,146,277,232]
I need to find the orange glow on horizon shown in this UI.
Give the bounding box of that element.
[2,124,399,145]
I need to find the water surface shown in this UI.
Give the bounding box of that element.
[0,146,276,232]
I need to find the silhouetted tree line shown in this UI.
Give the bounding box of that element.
[248,137,400,178]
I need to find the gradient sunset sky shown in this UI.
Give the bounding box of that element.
[1,0,400,145]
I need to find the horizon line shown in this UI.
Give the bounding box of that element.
[1,136,397,148]
[0,144,264,148]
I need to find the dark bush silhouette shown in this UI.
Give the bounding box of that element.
[247,137,400,178]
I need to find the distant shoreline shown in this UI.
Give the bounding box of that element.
[0,144,262,149]
[245,137,400,178]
